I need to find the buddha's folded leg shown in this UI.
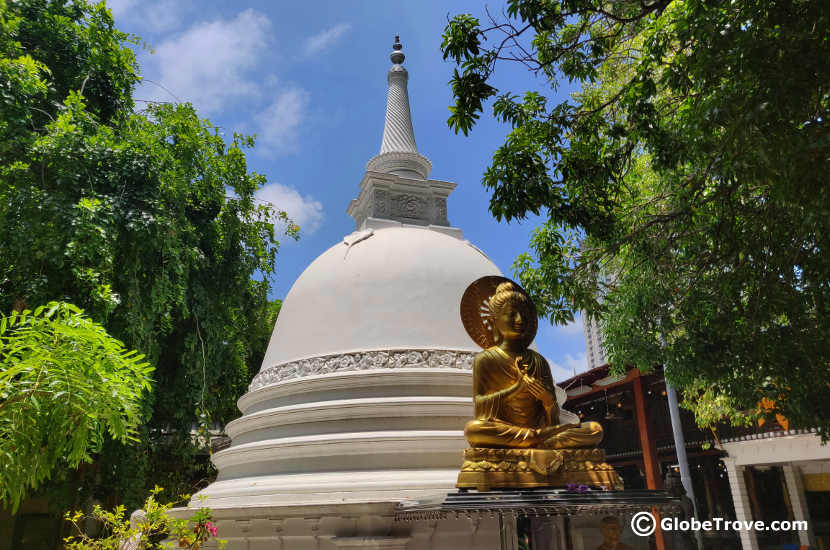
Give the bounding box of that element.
[464,419,540,448]
[539,421,604,449]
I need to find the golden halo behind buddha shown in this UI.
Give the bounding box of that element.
[459,276,538,350]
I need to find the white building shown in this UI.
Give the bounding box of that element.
[582,313,607,370]
[184,37,506,550]
[721,429,830,549]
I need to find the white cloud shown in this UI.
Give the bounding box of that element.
[548,352,588,383]
[262,74,280,90]
[256,183,324,236]
[106,0,136,17]
[133,10,311,154]
[139,9,271,114]
[255,87,310,155]
[139,0,187,32]
[557,316,584,336]
[107,0,188,32]
[304,23,351,56]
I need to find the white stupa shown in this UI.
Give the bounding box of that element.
[190,37,506,549]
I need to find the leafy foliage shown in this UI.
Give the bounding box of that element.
[63,487,226,549]
[1,0,293,505]
[0,303,152,512]
[442,1,830,435]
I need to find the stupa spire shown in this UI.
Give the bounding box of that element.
[367,35,432,180]
[380,35,418,154]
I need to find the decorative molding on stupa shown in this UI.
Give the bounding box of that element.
[346,171,457,231]
[366,151,431,182]
[249,348,476,391]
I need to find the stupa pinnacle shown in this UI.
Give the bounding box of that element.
[367,35,432,179]
[380,35,417,154]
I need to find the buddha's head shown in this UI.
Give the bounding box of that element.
[488,281,537,346]
[599,516,622,544]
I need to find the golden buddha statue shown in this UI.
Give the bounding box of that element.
[457,276,622,491]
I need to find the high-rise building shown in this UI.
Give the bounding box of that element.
[582,313,608,370]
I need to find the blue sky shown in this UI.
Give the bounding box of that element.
[109,0,590,381]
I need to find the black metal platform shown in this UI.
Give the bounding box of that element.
[395,489,683,521]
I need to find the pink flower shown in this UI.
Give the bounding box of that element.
[206,521,218,537]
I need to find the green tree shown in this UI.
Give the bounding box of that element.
[441,1,830,435]
[1,0,293,506]
[0,303,153,512]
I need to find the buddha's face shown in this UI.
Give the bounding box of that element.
[492,300,530,342]
[600,522,621,543]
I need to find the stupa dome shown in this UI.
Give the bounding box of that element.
[255,226,500,380]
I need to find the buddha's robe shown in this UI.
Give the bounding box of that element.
[464,347,603,449]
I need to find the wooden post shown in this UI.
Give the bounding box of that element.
[632,371,667,550]
[632,372,662,490]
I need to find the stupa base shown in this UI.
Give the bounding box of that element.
[456,447,623,491]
